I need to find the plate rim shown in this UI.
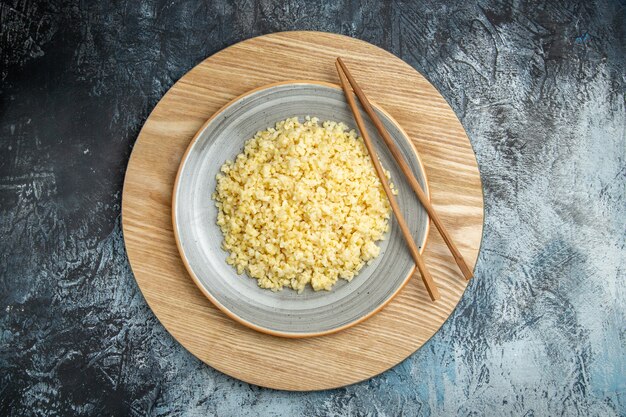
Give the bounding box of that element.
[172,80,431,338]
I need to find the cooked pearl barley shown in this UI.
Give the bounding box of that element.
[213,117,396,292]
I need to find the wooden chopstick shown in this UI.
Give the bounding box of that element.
[335,60,441,302]
[337,57,474,281]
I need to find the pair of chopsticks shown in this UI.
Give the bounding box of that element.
[335,58,473,302]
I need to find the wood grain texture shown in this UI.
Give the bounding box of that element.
[121,31,484,391]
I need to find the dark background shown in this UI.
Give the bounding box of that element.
[1,1,624,416]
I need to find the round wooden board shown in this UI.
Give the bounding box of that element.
[122,31,484,391]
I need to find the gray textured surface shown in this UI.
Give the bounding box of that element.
[0,0,624,415]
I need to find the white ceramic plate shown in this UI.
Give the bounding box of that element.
[173,81,429,337]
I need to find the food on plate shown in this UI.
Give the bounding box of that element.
[213,117,396,292]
